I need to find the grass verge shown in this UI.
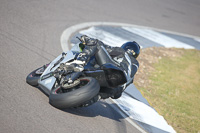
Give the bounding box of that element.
[135,48,200,133]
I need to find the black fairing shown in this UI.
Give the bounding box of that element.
[84,45,127,88]
[95,46,119,66]
[101,63,127,87]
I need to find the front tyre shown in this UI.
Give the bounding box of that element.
[26,67,43,86]
[49,77,100,109]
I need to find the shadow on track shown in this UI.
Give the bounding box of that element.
[28,83,128,122]
[62,101,127,122]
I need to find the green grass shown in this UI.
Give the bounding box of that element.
[140,49,200,133]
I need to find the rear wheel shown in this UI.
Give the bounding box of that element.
[49,77,100,109]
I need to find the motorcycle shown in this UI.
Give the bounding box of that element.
[26,39,127,109]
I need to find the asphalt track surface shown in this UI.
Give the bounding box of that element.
[0,0,200,133]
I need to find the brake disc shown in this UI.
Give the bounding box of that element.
[61,79,80,89]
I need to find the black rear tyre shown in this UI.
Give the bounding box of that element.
[49,77,100,109]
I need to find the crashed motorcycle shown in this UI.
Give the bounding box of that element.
[26,40,127,109]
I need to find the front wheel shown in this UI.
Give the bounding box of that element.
[26,67,43,86]
[26,64,48,86]
[49,77,100,109]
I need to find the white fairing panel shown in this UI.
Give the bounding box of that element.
[38,43,81,93]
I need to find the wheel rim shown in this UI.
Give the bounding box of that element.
[55,79,90,94]
[35,67,45,75]
[35,64,49,75]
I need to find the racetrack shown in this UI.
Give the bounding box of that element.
[0,0,200,133]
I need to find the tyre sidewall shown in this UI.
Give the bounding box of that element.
[49,77,100,109]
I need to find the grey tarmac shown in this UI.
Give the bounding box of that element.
[0,0,200,133]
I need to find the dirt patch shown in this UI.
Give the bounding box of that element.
[134,47,184,92]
